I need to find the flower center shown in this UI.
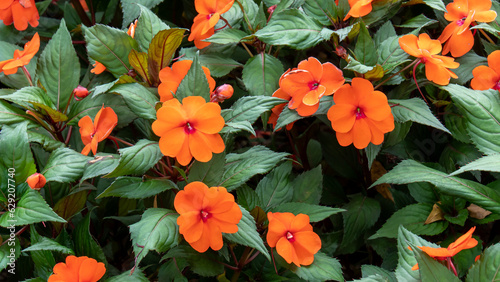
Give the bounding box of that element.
[206,13,214,20]
[456,17,467,26]
[308,81,319,90]
[355,107,366,119]
[200,210,211,222]
[286,231,295,242]
[493,81,500,90]
[184,122,196,134]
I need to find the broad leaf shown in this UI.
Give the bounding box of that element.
[129,208,179,266]
[37,19,80,110]
[22,237,74,255]
[449,154,500,176]
[355,23,377,66]
[242,53,283,96]
[222,96,284,124]
[372,159,500,214]
[147,29,185,77]
[361,265,397,282]
[0,100,31,125]
[1,86,55,110]
[466,243,500,282]
[109,83,158,120]
[390,98,450,134]
[255,162,293,211]
[176,54,211,102]
[98,177,177,199]
[292,165,323,205]
[135,4,170,52]
[164,245,223,277]
[289,252,344,281]
[106,140,163,178]
[396,14,438,29]
[205,29,249,44]
[42,148,92,183]
[74,212,107,263]
[423,0,446,12]
[411,243,460,281]
[81,154,120,182]
[224,205,270,260]
[121,0,163,28]
[302,0,337,26]
[128,50,152,85]
[198,54,242,78]
[0,123,36,185]
[272,202,345,222]
[188,152,226,187]
[0,238,20,272]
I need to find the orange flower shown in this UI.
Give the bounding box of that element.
[158,60,216,102]
[327,78,394,149]
[210,84,233,103]
[411,227,478,270]
[73,85,89,101]
[127,19,137,38]
[48,255,106,282]
[188,0,235,49]
[152,96,225,166]
[26,173,46,190]
[0,0,39,31]
[0,32,39,75]
[471,50,500,91]
[266,212,321,267]
[280,57,344,116]
[438,0,497,57]
[399,33,459,85]
[344,0,374,21]
[268,88,294,131]
[78,106,118,156]
[90,61,106,75]
[174,181,242,252]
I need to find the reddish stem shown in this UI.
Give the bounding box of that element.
[412,61,429,105]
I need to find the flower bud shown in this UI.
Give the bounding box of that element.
[210,84,234,103]
[26,173,46,190]
[335,46,348,60]
[73,85,89,101]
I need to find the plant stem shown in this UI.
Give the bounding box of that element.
[241,42,254,57]
[479,28,495,45]
[235,0,254,33]
[65,126,73,145]
[22,66,33,87]
[374,59,419,90]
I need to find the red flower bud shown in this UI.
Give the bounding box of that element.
[335,46,348,60]
[210,84,233,103]
[26,173,46,190]
[73,85,89,101]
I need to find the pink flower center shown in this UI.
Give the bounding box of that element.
[206,13,214,20]
[493,81,500,90]
[286,231,295,242]
[355,107,366,119]
[456,16,467,26]
[308,81,320,90]
[200,210,211,222]
[184,122,196,134]
[420,57,427,64]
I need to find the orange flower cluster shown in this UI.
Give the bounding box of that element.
[471,50,500,92]
[48,255,106,282]
[344,0,374,20]
[174,181,242,252]
[267,212,321,266]
[439,0,497,57]
[327,78,394,149]
[0,0,39,31]
[158,60,216,102]
[411,227,478,271]
[26,173,46,190]
[152,96,225,166]
[79,106,118,156]
[0,32,39,75]
[399,33,459,85]
[188,0,235,49]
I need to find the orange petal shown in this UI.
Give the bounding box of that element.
[417,33,442,55]
[176,136,193,166]
[425,61,452,85]
[327,104,357,133]
[290,214,312,233]
[471,66,499,90]
[352,118,371,149]
[152,106,187,137]
[488,50,500,75]
[438,22,458,44]
[158,127,187,158]
[296,103,319,117]
[94,107,118,141]
[189,131,215,162]
[302,86,325,106]
[191,102,224,134]
[187,224,211,252]
[360,91,391,121]
[320,62,345,95]
[178,211,204,242]
[399,34,423,58]
[205,219,224,251]
[474,10,497,23]
[78,258,106,282]
[297,57,323,83]
[276,237,296,265]
[293,231,321,263]
[418,246,451,258]
[182,96,207,118]
[267,212,288,248]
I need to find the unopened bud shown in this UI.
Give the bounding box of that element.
[210,84,234,103]
[26,173,46,190]
[335,46,348,60]
[73,85,89,101]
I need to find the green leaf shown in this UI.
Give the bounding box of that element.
[361,265,397,282]
[23,237,74,255]
[345,55,374,74]
[355,23,377,66]
[242,53,284,96]
[224,205,270,261]
[275,96,334,130]
[0,190,65,227]
[396,14,438,29]
[450,154,500,176]
[0,99,31,125]
[272,202,345,222]
[164,245,223,277]
[411,243,460,281]
[53,190,88,229]
[377,36,410,70]
[0,237,20,272]
[37,19,80,110]
[42,148,92,183]
[128,49,152,85]
[374,21,396,46]
[83,24,139,77]
[333,24,356,42]
[390,98,450,134]
[0,123,36,185]
[176,54,211,102]
[423,0,447,12]
[81,154,120,182]
[106,268,149,282]
[290,252,344,281]
[255,9,332,49]
[205,29,249,44]
[371,159,500,214]
[292,165,323,205]
[1,86,55,110]
[302,0,337,26]
[220,120,256,135]
[339,194,380,254]
[28,225,55,279]
[441,84,500,155]
[121,0,163,28]
[256,162,293,211]
[219,146,289,191]
[237,185,260,211]
[147,28,185,77]
[129,208,179,266]
[135,4,170,52]
[452,52,488,85]
[28,131,65,151]
[466,243,500,282]
[109,83,158,120]
[188,152,226,187]
[395,226,440,282]
[369,203,448,240]
[222,96,284,124]
[74,211,107,263]
[106,140,163,177]
[198,54,243,78]
[98,177,177,199]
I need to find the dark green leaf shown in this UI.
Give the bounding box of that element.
[106,268,149,282]
[1,86,55,110]
[242,53,283,96]
[198,54,242,78]
[390,98,450,133]
[109,83,158,120]
[302,0,337,25]
[28,130,65,151]
[205,29,249,44]
[0,99,32,125]
[423,0,447,12]
[121,0,163,28]
[98,177,177,199]
[466,243,500,282]
[0,238,20,272]
[164,245,223,277]
[450,154,500,176]
[42,148,92,183]
[292,165,323,205]
[176,54,211,102]
[0,123,36,185]
[396,14,438,28]
[452,52,488,85]
[256,162,293,211]
[106,140,163,178]
[411,243,460,281]
[23,237,74,255]
[272,202,345,222]
[188,152,226,187]
[290,252,344,281]
[361,265,397,282]
[135,4,170,52]
[74,212,107,263]
[222,96,284,124]
[81,154,120,182]
[355,23,377,66]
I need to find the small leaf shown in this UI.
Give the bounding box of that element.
[467,204,492,220]
[242,53,284,96]
[255,162,293,211]
[22,237,74,255]
[272,202,345,222]
[147,28,185,77]
[129,208,179,267]
[466,243,500,282]
[396,14,438,29]
[109,83,158,120]
[198,54,242,78]
[390,98,450,134]
[98,177,177,199]
[106,140,163,178]
[0,190,65,227]
[224,205,270,261]
[176,54,211,102]
[42,148,92,183]
[81,154,120,183]
[424,203,445,224]
[0,99,31,125]
[423,0,447,12]
[135,4,170,52]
